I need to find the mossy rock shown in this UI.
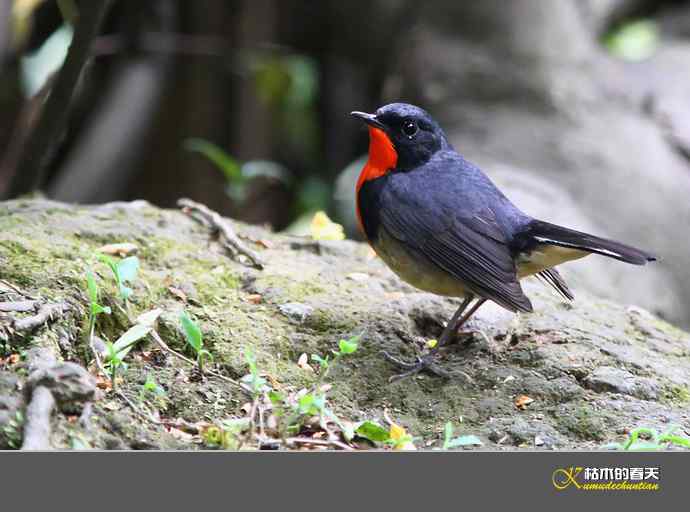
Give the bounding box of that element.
[1,199,689,450]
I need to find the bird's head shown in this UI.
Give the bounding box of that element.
[351,103,449,171]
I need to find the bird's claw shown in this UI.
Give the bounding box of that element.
[381,351,450,382]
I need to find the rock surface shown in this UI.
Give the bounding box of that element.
[0,199,689,450]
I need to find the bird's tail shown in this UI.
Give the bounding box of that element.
[527,220,657,265]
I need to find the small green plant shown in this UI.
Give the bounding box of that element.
[179,311,213,372]
[139,373,167,409]
[311,335,359,385]
[606,425,690,451]
[353,420,416,450]
[97,254,140,301]
[441,421,483,450]
[242,347,269,397]
[103,323,152,387]
[86,270,111,331]
[2,410,24,449]
[201,418,251,450]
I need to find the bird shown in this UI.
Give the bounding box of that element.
[351,103,656,380]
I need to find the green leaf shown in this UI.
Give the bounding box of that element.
[659,434,690,448]
[91,303,111,316]
[355,421,391,443]
[310,354,329,368]
[97,253,118,274]
[338,336,359,355]
[444,435,483,449]
[111,323,152,359]
[267,390,285,404]
[184,138,243,184]
[116,256,139,283]
[136,308,162,326]
[604,19,658,61]
[105,341,120,366]
[180,311,203,353]
[624,427,658,450]
[295,393,324,416]
[86,271,98,303]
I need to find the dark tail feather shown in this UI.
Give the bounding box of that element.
[527,220,657,265]
[536,268,574,301]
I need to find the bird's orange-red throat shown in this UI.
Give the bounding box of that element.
[355,126,398,234]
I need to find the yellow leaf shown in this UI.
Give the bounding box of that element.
[389,423,406,441]
[426,339,438,349]
[310,211,345,241]
[389,423,417,450]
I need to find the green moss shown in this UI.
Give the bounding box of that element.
[661,384,690,405]
[557,406,607,441]
[255,274,325,301]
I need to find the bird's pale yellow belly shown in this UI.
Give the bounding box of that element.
[372,228,469,297]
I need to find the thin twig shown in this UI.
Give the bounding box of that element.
[285,437,354,451]
[178,198,264,269]
[116,390,162,425]
[88,322,110,382]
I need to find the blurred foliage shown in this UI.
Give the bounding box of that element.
[11,0,47,49]
[250,52,322,181]
[20,24,72,96]
[604,19,659,61]
[184,138,291,203]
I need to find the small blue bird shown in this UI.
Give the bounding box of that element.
[351,103,656,380]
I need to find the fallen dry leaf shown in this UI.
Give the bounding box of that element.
[97,242,139,257]
[246,294,263,304]
[515,394,534,410]
[168,286,188,302]
[95,375,112,391]
[297,353,313,371]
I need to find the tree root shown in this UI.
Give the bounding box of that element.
[20,349,97,450]
[178,198,264,269]
[13,302,68,334]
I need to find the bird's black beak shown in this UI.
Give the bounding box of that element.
[350,111,385,130]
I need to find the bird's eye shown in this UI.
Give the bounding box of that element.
[402,120,418,137]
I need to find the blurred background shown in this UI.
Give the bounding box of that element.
[0,0,689,327]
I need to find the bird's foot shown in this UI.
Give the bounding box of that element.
[381,350,450,383]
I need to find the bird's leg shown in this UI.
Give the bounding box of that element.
[436,296,474,348]
[383,296,488,382]
[438,298,487,348]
